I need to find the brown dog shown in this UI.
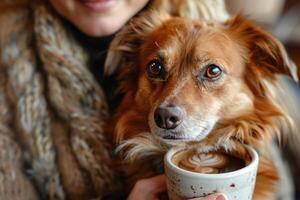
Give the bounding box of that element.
[105,8,299,200]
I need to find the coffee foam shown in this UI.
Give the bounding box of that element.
[172,149,249,174]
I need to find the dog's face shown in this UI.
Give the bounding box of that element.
[107,13,295,148]
[136,18,253,141]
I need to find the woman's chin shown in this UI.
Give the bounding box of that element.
[75,20,122,37]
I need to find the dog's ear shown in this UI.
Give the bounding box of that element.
[227,16,298,84]
[104,10,170,76]
[227,16,300,148]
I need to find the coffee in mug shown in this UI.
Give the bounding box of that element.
[171,149,251,174]
[164,145,259,200]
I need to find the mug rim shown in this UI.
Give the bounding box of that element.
[164,145,259,179]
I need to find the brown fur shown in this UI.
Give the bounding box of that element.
[106,10,298,200]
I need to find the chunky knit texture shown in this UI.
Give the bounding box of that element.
[0,1,115,199]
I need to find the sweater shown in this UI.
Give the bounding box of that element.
[0,1,115,199]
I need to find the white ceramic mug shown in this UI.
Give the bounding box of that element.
[164,145,259,200]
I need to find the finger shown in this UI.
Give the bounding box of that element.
[127,175,167,200]
[189,193,228,200]
[141,174,167,194]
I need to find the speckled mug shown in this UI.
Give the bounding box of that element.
[164,145,259,200]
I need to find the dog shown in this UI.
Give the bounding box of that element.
[105,7,299,200]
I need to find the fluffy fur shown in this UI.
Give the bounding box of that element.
[105,8,299,200]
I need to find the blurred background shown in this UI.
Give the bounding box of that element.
[227,0,300,199]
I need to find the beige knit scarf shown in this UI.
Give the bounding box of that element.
[0,1,115,199]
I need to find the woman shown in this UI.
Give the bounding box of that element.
[0,0,228,199]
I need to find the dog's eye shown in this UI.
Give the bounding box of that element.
[204,64,223,80]
[147,59,164,79]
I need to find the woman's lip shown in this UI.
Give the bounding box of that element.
[79,0,117,12]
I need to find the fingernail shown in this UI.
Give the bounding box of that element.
[215,194,227,200]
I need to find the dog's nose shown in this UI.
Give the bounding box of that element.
[154,105,183,129]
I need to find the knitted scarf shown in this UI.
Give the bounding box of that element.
[0,1,115,199]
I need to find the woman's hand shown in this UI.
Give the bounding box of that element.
[127,175,228,200]
[127,175,166,200]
